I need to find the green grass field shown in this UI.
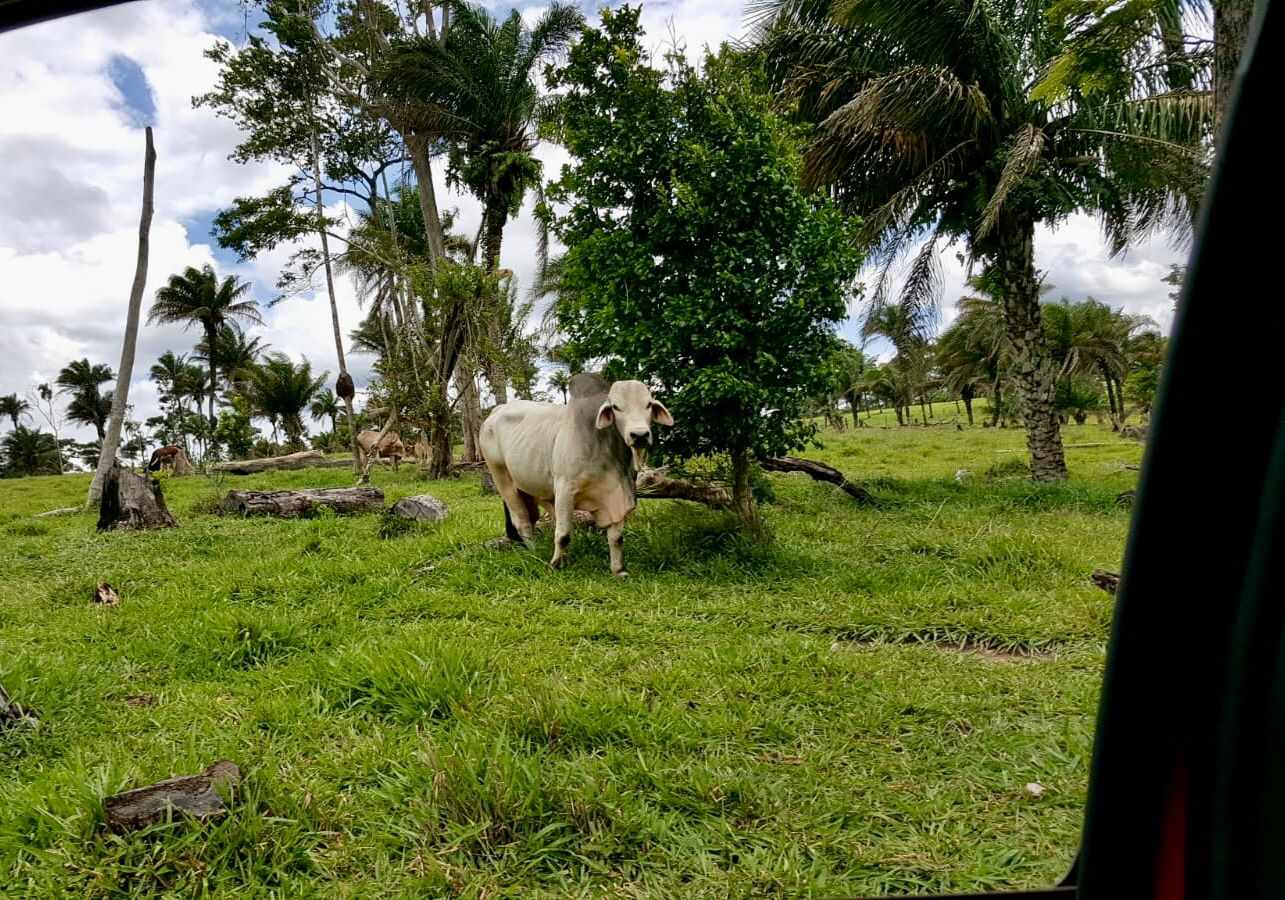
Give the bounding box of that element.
[0,409,1141,897]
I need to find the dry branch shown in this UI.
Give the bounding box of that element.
[760,456,876,505]
[636,468,732,508]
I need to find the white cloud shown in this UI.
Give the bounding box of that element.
[0,0,1189,448]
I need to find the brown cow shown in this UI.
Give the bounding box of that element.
[356,429,405,471]
[146,445,194,475]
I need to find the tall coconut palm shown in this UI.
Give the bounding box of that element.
[247,354,328,449]
[195,324,269,398]
[1,426,61,477]
[150,351,191,414]
[56,359,115,439]
[148,265,263,431]
[753,0,1209,479]
[0,394,30,430]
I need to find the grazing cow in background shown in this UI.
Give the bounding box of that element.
[146,445,194,475]
[480,378,674,576]
[356,429,405,471]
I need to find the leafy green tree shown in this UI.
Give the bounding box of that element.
[196,324,269,397]
[0,394,30,430]
[215,395,260,459]
[1,426,61,477]
[246,353,328,449]
[56,359,115,439]
[1055,376,1106,425]
[754,0,1208,480]
[546,9,863,527]
[149,264,263,431]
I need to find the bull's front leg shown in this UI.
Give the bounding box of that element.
[549,479,576,570]
[607,522,627,577]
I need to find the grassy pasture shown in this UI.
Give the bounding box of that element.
[0,409,1141,897]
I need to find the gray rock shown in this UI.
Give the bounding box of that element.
[391,494,449,523]
[104,761,240,831]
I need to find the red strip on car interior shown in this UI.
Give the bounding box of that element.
[1154,757,1185,900]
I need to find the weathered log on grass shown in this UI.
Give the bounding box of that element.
[312,456,392,469]
[212,450,326,474]
[103,761,240,831]
[219,487,384,518]
[97,464,178,531]
[636,468,732,508]
[760,456,875,505]
[1091,569,1121,595]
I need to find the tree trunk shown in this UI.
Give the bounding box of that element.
[894,405,904,426]
[1214,0,1254,142]
[456,368,481,464]
[990,375,1002,427]
[963,387,975,426]
[919,396,928,425]
[730,450,760,533]
[206,323,218,446]
[482,193,506,273]
[219,487,383,517]
[97,464,178,531]
[404,133,447,265]
[309,126,362,476]
[89,127,155,507]
[994,218,1068,482]
[1102,366,1120,430]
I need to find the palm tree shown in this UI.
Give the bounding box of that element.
[0,394,30,430]
[380,2,583,273]
[195,324,269,398]
[753,0,1208,479]
[56,359,115,439]
[150,351,191,414]
[148,264,263,431]
[247,354,328,449]
[547,369,571,403]
[1,426,60,477]
[309,388,341,441]
[937,277,1011,426]
[379,2,583,407]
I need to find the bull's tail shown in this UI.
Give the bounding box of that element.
[503,501,523,543]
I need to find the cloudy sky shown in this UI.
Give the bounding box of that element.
[0,0,1185,448]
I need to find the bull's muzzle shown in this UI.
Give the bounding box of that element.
[628,431,652,448]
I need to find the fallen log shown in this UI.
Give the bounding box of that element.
[97,464,178,531]
[211,450,326,474]
[1091,569,1121,595]
[104,761,240,831]
[760,456,875,505]
[219,487,384,518]
[636,468,732,508]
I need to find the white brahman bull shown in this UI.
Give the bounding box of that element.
[480,378,673,576]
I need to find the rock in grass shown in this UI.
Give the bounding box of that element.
[103,761,240,831]
[391,494,449,523]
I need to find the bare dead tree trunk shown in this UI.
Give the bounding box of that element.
[89,127,155,507]
[456,367,481,464]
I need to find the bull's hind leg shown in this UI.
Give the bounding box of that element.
[549,479,576,570]
[607,522,627,577]
[489,464,535,545]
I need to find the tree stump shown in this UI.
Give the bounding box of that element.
[0,683,37,730]
[97,464,178,531]
[391,494,449,522]
[1091,569,1121,595]
[219,487,384,518]
[103,761,240,831]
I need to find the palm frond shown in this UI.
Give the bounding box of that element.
[977,124,1046,238]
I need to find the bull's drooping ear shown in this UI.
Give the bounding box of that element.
[650,401,674,427]
[596,401,615,430]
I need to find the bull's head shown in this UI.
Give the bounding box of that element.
[596,381,674,459]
